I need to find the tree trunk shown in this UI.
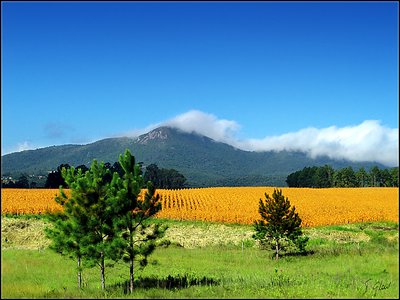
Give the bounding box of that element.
[275,240,279,260]
[100,252,105,290]
[129,258,134,293]
[78,256,82,289]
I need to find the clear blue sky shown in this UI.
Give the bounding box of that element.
[1,1,399,157]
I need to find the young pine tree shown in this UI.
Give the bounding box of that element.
[45,204,85,289]
[253,189,308,260]
[111,149,166,293]
[45,167,87,289]
[46,160,121,290]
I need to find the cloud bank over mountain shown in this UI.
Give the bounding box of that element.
[163,110,241,145]
[240,120,398,167]
[141,110,398,167]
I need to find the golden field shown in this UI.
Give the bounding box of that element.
[1,187,398,227]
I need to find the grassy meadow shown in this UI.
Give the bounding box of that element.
[1,215,399,299]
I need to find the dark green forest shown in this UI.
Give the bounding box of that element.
[1,162,187,190]
[286,165,398,188]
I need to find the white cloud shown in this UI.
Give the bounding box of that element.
[239,120,398,167]
[122,110,399,167]
[123,110,241,144]
[162,110,241,144]
[17,141,33,152]
[2,141,35,154]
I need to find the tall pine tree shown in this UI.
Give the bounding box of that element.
[111,149,166,293]
[45,167,87,289]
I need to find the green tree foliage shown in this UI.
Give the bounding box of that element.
[76,164,89,174]
[380,169,392,187]
[44,164,71,188]
[355,167,369,187]
[286,165,398,188]
[143,163,159,186]
[1,179,16,188]
[315,165,335,188]
[16,174,30,188]
[390,167,399,187]
[144,163,187,189]
[369,166,382,187]
[110,150,166,293]
[45,166,93,289]
[30,181,37,188]
[110,161,125,177]
[286,167,318,188]
[46,160,120,290]
[334,166,357,187]
[45,189,86,289]
[253,189,308,260]
[45,150,165,292]
[2,173,32,188]
[159,168,187,189]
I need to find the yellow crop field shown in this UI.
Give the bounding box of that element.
[155,187,399,226]
[1,187,398,227]
[1,189,67,215]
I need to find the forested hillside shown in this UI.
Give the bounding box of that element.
[1,127,388,187]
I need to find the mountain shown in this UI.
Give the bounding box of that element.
[1,126,385,187]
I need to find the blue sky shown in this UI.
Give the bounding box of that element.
[1,1,399,166]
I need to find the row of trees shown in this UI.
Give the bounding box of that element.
[1,174,35,188]
[44,162,187,189]
[143,164,187,189]
[45,149,167,292]
[286,165,399,188]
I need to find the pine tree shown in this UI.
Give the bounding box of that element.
[355,167,369,187]
[369,166,382,187]
[46,160,120,290]
[390,167,399,187]
[45,210,85,288]
[253,189,308,260]
[111,149,166,293]
[45,168,86,289]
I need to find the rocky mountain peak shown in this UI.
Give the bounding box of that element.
[136,126,172,144]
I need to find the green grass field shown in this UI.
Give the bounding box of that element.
[1,216,399,298]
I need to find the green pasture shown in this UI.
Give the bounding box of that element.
[1,216,399,298]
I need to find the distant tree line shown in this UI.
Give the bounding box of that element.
[42,162,187,189]
[286,165,399,188]
[142,163,187,189]
[2,162,187,190]
[1,174,34,188]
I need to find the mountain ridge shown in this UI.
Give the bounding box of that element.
[1,126,385,187]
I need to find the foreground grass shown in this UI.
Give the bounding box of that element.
[1,216,399,298]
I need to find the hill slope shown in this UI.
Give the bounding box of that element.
[1,127,383,187]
